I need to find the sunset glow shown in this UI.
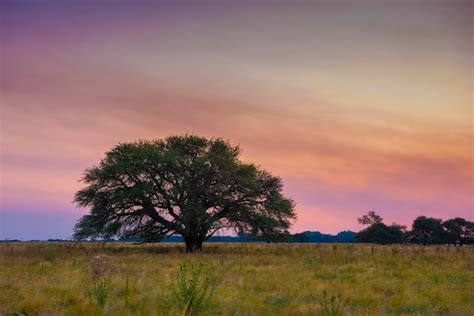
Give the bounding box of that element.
[1,0,472,239]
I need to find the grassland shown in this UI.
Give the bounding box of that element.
[0,242,473,315]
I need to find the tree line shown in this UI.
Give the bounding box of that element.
[355,211,473,245]
[73,135,472,251]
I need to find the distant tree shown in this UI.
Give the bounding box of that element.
[355,223,405,244]
[291,232,310,243]
[357,211,383,226]
[257,231,290,243]
[355,211,405,244]
[335,231,357,243]
[74,135,296,252]
[443,217,474,245]
[408,216,446,245]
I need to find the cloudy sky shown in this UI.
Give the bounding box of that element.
[1,0,472,239]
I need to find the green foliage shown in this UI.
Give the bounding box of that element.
[74,135,296,252]
[357,211,383,226]
[443,217,474,245]
[320,290,343,316]
[171,262,215,315]
[291,232,310,243]
[409,216,446,245]
[355,211,405,244]
[356,223,405,244]
[356,213,473,245]
[90,278,112,306]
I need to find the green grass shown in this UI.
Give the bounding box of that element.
[0,243,472,315]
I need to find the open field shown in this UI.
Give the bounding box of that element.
[1,243,473,315]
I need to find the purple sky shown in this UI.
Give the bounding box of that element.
[1,0,472,239]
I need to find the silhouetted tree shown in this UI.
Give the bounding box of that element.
[408,216,446,245]
[74,135,296,252]
[254,231,290,243]
[357,211,383,226]
[443,217,474,245]
[291,232,310,243]
[355,211,405,244]
[356,223,405,244]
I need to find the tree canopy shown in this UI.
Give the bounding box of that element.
[74,135,296,252]
[355,212,473,245]
[407,216,474,245]
[355,222,405,244]
[443,217,474,245]
[408,216,446,245]
[355,212,405,244]
[357,211,383,226]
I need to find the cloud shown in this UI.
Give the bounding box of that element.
[1,0,472,238]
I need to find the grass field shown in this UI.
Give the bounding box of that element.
[1,243,473,315]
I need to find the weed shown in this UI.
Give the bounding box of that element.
[171,262,215,315]
[91,278,112,306]
[320,290,343,316]
[124,275,131,307]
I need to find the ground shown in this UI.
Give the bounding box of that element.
[1,243,473,315]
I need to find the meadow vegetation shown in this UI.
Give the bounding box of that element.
[1,242,473,315]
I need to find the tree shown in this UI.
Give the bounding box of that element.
[355,223,405,244]
[291,232,310,243]
[443,217,474,245]
[355,211,405,244]
[408,216,446,245]
[357,211,383,226]
[74,135,296,252]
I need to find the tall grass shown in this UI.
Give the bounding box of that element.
[0,243,472,315]
[171,262,215,315]
[320,290,343,316]
[90,278,112,306]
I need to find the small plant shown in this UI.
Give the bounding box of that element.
[124,275,131,307]
[303,255,317,268]
[43,250,56,262]
[171,262,215,315]
[91,278,112,306]
[320,290,343,316]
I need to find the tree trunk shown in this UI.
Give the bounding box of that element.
[184,236,204,253]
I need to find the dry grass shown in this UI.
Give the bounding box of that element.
[0,242,473,315]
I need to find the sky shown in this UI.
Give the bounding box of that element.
[0,0,472,240]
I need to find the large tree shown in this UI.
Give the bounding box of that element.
[74,135,296,252]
